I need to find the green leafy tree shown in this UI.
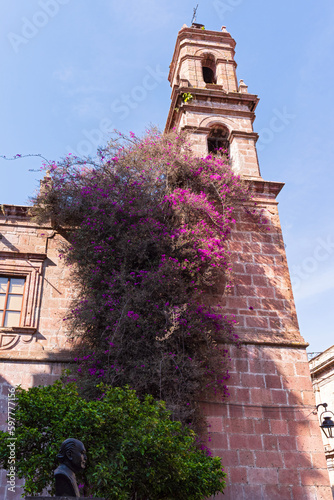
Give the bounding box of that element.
[0,381,226,499]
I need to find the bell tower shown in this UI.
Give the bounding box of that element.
[165,25,333,499]
[165,24,260,178]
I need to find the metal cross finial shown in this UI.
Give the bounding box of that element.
[192,4,199,24]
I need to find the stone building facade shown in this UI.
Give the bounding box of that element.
[0,205,73,499]
[0,23,332,499]
[310,346,334,496]
[164,24,332,499]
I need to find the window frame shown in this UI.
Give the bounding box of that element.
[0,252,47,349]
[0,275,27,328]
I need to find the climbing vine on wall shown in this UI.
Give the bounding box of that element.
[33,130,250,428]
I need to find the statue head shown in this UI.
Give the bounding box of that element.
[57,438,87,473]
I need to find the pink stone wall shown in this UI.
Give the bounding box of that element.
[222,191,301,346]
[199,195,333,498]
[0,362,65,500]
[0,207,74,361]
[0,207,74,499]
[0,193,332,499]
[203,344,332,500]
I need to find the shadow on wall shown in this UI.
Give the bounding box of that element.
[203,344,332,499]
[0,350,73,426]
[0,373,24,500]
[0,349,74,500]
[0,350,72,436]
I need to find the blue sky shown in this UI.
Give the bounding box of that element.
[1,0,333,353]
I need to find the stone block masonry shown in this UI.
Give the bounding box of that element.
[202,344,331,500]
[200,193,332,498]
[222,183,301,346]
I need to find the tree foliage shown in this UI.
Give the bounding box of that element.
[0,381,226,499]
[33,130,249,426]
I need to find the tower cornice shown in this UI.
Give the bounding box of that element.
[247,178,284,198]
[165,86,259,133]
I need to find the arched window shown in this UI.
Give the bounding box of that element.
[207,127,230,157]
[202,54,216,84]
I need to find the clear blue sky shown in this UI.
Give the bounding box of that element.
[1,1,333,353]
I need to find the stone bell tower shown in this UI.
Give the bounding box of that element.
[166,24,332,499]
[165,23,260,179]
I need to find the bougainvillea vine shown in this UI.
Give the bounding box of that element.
[33,129,251,429]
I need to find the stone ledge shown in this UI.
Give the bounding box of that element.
[0,205,31,218]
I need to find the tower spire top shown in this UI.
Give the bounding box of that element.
[191,4,199,25]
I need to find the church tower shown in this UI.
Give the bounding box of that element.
[165,23,260,179]
[166,24,332,499]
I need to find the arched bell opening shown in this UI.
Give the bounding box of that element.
[207,126,230,159]
[202,54,217,84]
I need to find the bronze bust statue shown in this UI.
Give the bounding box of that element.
[54,438,87,497]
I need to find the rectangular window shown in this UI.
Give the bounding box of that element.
[0,276,26,327]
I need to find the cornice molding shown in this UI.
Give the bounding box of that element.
[0,205,31,218]
[165,87,259,132]
[0,251,47,261]
[247,178,285,198]
[310,355,334,377]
